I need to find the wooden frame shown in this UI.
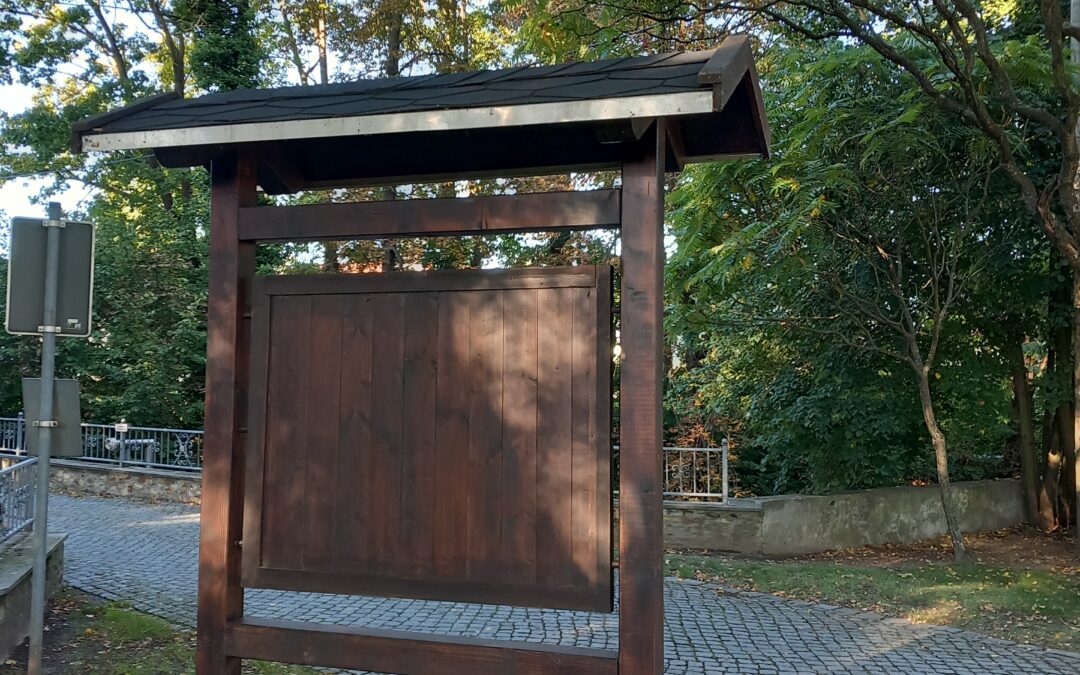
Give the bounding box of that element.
[197,125,669,674]
[237,189,621,242]
[240,266,614,612]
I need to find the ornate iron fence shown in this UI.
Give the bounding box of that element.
[613,441,730,501]
[79,423,203,471]
[0,414,25,453]
[0,414,203,472]
[0,456,36,545]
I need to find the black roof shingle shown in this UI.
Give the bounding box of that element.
[86,50,714,134]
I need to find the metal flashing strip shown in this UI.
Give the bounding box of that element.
[80,90,715,152]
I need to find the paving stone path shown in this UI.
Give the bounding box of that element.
[50,494,1080,674]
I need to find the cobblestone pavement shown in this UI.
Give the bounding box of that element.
[50,494,1080,674]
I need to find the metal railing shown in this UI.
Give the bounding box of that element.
[615,441,730,501]
[662,441,729,501]
[80,423,203,471]
[0,415,25,453]
[0,456,36,545]
[0,414,203,472]
[2,412,727,498]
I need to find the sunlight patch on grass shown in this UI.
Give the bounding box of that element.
[665,555,1080,652]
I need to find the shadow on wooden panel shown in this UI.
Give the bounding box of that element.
[241,266,614,612]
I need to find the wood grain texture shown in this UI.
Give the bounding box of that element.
[197,152,257,675]
[242,266,614,612]
[618,121,667,675]
[236,189,621,242]
[225,618,618,674]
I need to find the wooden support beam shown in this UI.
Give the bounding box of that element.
[224,618,619,675]
[197,152,257,675]
[618,120,666,675]
[253,143,305,194]
[237,189,621,242]
[666,122,688,172]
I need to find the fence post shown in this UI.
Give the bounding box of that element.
[721,437,729,504]
[17,412,25,452]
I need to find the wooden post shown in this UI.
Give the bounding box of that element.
[198,152,257,674]
[618,121,666,675]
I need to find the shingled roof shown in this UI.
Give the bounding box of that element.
[74,35,769,192]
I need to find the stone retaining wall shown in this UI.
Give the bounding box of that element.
[52,461,1022,555]
[0,534,65,660]
[50,460,201,504]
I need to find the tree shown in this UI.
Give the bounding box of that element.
[522,0,1080,541]
[668,42,1031,559]
[177,0,263,92]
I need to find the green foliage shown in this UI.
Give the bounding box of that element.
[178,0,263,91]
[665,40,1039,494]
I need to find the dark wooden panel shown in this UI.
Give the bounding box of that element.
[225,618,619,675]
[401,292,438,576]
[433,291,470,580]
[335,294,373,568]
[536,287,573,589]
[260,295,310,570]
[501,289,538,581]
[198,152,257,675]
[369,293,405,575]
[619,122,667,675]
[237,189,621,242]
[243,266,614,612]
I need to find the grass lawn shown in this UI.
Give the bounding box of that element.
[665,554,1080,653]
[0,591,317,674]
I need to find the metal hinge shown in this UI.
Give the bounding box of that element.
[32,420,57,428]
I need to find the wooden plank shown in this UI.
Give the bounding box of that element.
[618,121,667,675]
[225,618,619,675]
[400,292,439,576]
[240,277,270,584]
[260,296,311,570]
[335,294,373,567]
[536,286,574,590]
[571,286,598,590]
[595,266,614,603]
[501,289,538,582]
[197,151,257,675]
[369,293,405,574]
[248,566,605,612]
[303,295,342,571]
[433,291,471,580]
[237,189,621,242]
[259,266,599,296]
[466,289,504,582]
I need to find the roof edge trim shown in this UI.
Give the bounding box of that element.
[80,90,715,153]
[70,92,180,153]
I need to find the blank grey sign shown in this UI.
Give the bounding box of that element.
[5,217,95,337]
[22,378,83,458]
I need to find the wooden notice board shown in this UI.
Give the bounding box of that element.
[242,265,613,612]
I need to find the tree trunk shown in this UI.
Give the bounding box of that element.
[1073,269,1080,545]
[913,366,967,560]
[1006,331,1040,524]
[1039,413,1062,529]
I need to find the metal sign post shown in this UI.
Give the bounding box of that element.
[28,202,61,675]
[4,202,94,675]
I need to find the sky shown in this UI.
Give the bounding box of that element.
[0,81,92,224]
